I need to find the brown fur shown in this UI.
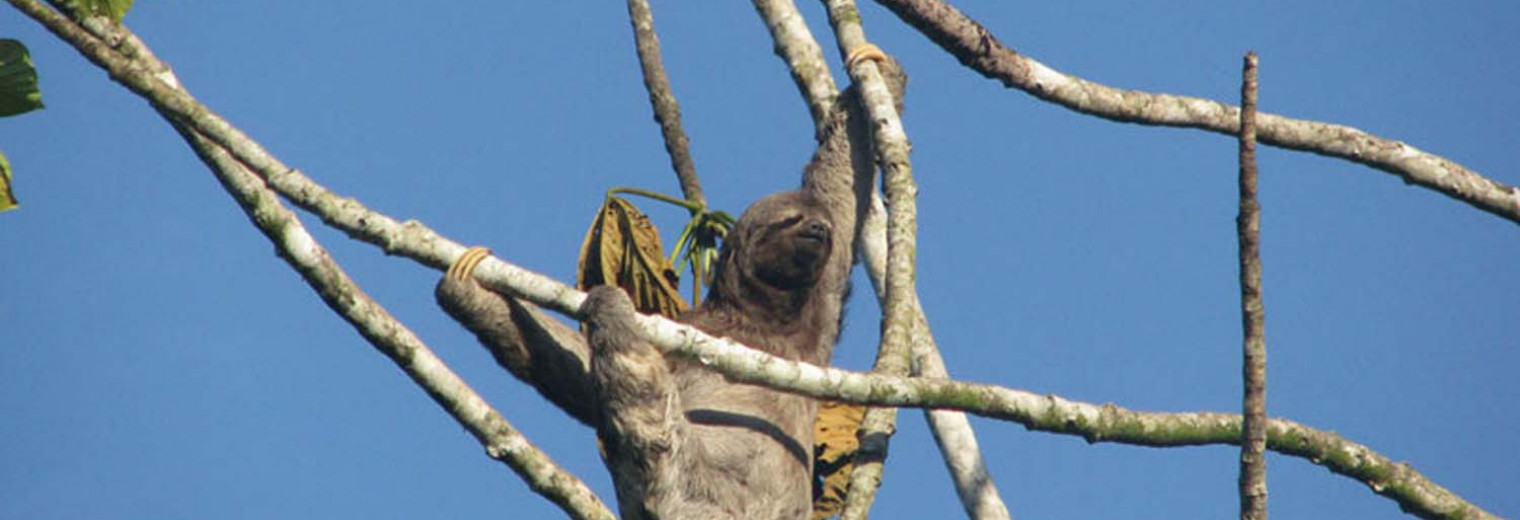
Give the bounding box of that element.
[583,190,839,519]
[435,56,905,520]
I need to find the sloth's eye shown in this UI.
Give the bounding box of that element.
[771,215,804,230]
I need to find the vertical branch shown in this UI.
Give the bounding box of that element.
[749,3,1007,516]
[625,0,705,206]
[820,2,919,519]
[750,0,840,135]
[1237,51,1268,520]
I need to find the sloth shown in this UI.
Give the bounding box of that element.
[435,47,903,520]
[581,189,839,519]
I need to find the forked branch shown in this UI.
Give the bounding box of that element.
[7,2,1499,519]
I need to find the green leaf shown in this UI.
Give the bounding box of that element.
[61,0,135,22]
[0,39,44,117]
[0,150,18,212]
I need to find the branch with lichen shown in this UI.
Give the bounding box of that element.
[750,0,839,136]
[754,1,995,518]
[821,1,920,518]
[627,306,1499,520]
[5,3,615,519]
[822,3,1014,520]
[9,2,1501,520]
[175,123,617,520]
[871,0,1520,225]
[849,75,1012,520]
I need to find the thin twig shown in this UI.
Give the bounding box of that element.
[1237,51,1268,520]
[608,186,703,212]
[624,0,705,206]
[870,0,1520,225]
[11,2,1497,518]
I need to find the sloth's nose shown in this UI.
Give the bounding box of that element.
[801,220,829,241]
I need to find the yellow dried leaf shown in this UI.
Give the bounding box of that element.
[0,151,16,212]
[811,400,867,519]
[577,196,686,321]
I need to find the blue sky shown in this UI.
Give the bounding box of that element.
[3,1,1517,519]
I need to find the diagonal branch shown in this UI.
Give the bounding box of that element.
[871,0,1520,225]
[860,224,1014,520]
[2,0,474,274]
[7,4,616,519]
[12,2,1496,520]
[1237,51,1268,520]
[750,0,839,136]
[176,122,616,520]
[624,0,705,206]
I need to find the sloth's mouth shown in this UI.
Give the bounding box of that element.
[797,223,829,244]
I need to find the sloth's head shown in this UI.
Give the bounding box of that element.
[709,190,834,309]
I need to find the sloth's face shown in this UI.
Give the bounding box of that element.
[750,211,832,291]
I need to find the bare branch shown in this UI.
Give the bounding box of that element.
[870,0,1520,225]
[820,3,924,518]
[3,0,475,274]
[915,338,1007,520]
[624,0,705,206]
[11,2,1496,519]
[750,0,839,136]
[747,1,1009,517]
[5,4,616,518]
[855,130,1012,520]
[626,308,1501,520]
[1237,51,1268,520]
[751,2,1010,516]
[176,124,615,520]
[879,212,1012,520]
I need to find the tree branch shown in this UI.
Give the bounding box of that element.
[626,309,1500,520]
[176,122,616,520]
[821,3,933,519]
[624,0,705,206]
[860,233,1014,520]
[1237,51,1268,520]
[848,75,1013,520]
[751,0,1011,517]
[750,0,840,136]
[6,4,616,518]
[870,0,1520,225]
[12,2,1496,519]
[3,0,479,275]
